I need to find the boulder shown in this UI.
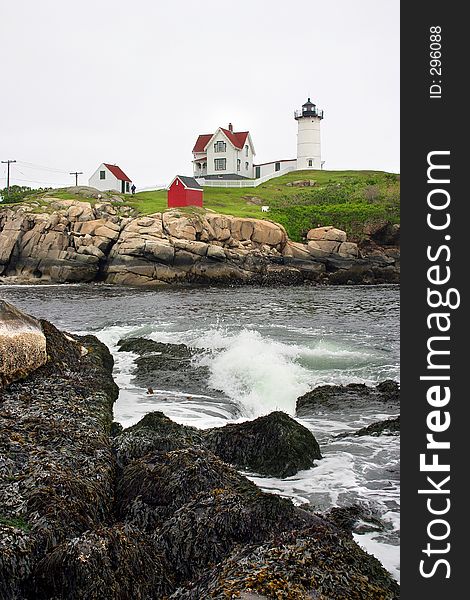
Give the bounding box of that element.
[151,450,321,583]
[74,218,107,236]
[0,301,47,387]
[172,524,399,599]
[313,239,341,253]
[113,411,204,467]
[0,312,118,598]
[306,240,330,258]
[352,415,400,437]
[307,226,347,242]
[162,212,198,240]
[204,411,322,477]
[323,503,388,534]
[230,218,255,242]
[204,214,232,241]
[286,179,316,187]
[117,447,252,529]
[282,241,311,260]
[251,220,285,246]
[31,525,174,600]
[338,241,359,258]
[116,338,209,395]
[296,381,400,416]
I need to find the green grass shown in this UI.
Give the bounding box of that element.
[4,170,400,242]
[128,170,400,241]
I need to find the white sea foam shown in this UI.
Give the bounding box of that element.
[193,329,310,418]
[88,321,400,580]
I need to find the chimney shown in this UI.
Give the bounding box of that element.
[228,122,233,132]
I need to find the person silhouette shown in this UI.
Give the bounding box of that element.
[131,184,136,195]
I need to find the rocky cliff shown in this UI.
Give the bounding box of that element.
[0,199,399,286]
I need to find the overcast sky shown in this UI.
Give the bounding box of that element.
[1,0,399,190]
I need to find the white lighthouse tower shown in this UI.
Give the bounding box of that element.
[295,97,324,170]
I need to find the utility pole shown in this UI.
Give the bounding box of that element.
[1,160,16,195]
[69,171,83,187]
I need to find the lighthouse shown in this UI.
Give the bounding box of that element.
[295,97,324,170]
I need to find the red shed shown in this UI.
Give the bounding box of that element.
[167,175,203,208]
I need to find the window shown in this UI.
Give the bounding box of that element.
[100,170,106,180]
[245,145,249,156]
[245,162,249,170]
[308,159,313,167]
[214,158,226,171]
[126,182,130,192]
[214,141,226,153]
[275,162,280,172]
[237,159,241,171]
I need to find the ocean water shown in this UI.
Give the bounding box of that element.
[1,283,400,580]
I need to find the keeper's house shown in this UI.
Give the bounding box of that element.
[192,123,255,180]
[167,175,203,208]
[89,163,132,193]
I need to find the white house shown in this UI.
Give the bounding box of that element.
[89,163,132,193]
[192,123,256,179]
[193,99,324,187]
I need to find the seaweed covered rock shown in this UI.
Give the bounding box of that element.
[353,415,400,437]
[0,300,47,388]
[296,380,400,416]
[31,524,174,600]
[204,411,321,477]
[117,447,255,530]
[172,524,400,600]
[117,337,210,395]
[114,411,321,479]
[0,316,118,597]
[158,487,321,583]
[113,411,204,467]
[323,503,388,534]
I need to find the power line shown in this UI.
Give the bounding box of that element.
[1,160,16,195]
[4,176,69,186]
[16,160,70,175]
[69,171,83,186]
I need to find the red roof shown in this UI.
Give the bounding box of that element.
[220,128,249,149]
[192,134,213,153]
[192,129,249,153]
[103,163,131,182]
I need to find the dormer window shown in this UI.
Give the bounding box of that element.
[214,141,226,153]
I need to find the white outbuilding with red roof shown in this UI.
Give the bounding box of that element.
[192,123,255,180]
[88,163,133,194]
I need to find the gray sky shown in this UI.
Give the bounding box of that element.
[1,0,399,190]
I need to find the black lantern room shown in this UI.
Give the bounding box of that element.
[294,97,324,120]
